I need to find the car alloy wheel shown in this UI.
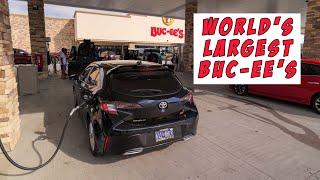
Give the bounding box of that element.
[88,122,96,152]
[88,121,105,156]
[234,85,248,96]
[312,95,320,114]
[73,93,78,108]
[73,90,81,118]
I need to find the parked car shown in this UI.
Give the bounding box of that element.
[232,59,320,113]
[13,48,32,64]
[124,49,140,60]
[100,51,118,60]
[71,60,198,156]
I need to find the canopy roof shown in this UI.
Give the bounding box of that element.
[20,0,306,22]
[38,0,188,19]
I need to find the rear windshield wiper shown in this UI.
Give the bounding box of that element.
[130,89,163,93]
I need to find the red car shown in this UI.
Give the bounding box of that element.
[233,59,320,114]
[13,48,32,64]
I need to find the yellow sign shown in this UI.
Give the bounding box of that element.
[162,17,174,26]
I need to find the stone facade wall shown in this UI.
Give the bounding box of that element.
[302,0,320,59]
[46,17,75,52]
[10,14,31,53]
[10,14,75,53]
[183,0,197,72]
[0,0,21,151]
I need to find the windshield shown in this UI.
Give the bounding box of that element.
[109,70,182,97]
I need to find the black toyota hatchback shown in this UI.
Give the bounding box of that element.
[72,60,198,156]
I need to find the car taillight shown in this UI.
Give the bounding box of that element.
[100,101,142,115]
[100,102,118,115]
[112,101,142,109]
[180,92,193,103]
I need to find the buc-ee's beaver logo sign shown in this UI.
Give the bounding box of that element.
[194,13,301,84]
[150,17,184,39]
[162,17,174,26]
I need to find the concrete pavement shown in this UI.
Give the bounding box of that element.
[1,73,320,180]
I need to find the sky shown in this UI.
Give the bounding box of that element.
[8,0,126,18]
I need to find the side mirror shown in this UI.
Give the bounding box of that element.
[69,74,78,80]
[82,94,92,101]
[80,81,87,88]
[82,93,94,103]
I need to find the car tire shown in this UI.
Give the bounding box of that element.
[233,85,248,96]
[311,94,320,114]
[88,121,105,157]
[73,90,78,108]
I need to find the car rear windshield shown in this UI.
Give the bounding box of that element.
[109,70,182,97]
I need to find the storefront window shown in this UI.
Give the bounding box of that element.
[115,46,122,55]
[105,46,112,51]
[135,45,156,49]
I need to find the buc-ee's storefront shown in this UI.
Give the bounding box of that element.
[74,11,185,56]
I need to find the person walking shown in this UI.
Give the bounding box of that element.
[59,48,68,79]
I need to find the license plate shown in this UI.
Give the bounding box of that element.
[155,128,174,142]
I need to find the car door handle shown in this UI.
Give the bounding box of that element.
[307,81,320,85]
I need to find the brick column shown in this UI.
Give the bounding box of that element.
[182,0,198,72]
[302,0,320,59]
[28,0,48,76]
[0,0,21,151]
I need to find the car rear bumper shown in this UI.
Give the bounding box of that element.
[106,116,198,155]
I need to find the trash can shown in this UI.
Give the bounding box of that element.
[15,64,39,95]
